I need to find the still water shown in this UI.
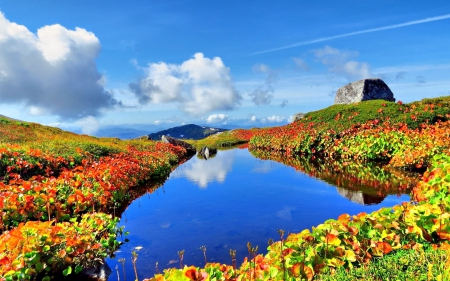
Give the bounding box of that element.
[106,148,410,280]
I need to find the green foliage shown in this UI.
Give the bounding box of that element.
[316,244,450,281]
[187,131,247,150]
[299,96,450,132]
[0,118,188,278]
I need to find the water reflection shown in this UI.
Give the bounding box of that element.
[250,149,420,205]
[106,149,413,281]
[336,187,385,205]
[171,150,234,188]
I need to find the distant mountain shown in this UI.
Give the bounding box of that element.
[62,124,166,139]
[94,127,152,139]
[148,124,228,140]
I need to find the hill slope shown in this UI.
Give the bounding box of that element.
[148,124,228,140]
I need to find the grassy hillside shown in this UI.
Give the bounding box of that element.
[0,117,189,280]
[297,96,450,131]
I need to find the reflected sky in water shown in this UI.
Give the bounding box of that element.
[170,150,234,188]
[107,149,409,280]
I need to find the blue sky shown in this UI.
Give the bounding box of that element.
[0,1,449,134]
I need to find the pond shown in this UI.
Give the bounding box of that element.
[106,148,412,280]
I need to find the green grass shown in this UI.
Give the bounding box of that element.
[316,244,450,281]
[298,96,450,132]
[186,131,247,150]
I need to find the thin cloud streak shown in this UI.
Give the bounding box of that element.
[250,14,450,55]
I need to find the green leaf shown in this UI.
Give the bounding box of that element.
[35,262,44,273]
[75,265,83,274]
[269,267,279,278]
[63,266,72,276]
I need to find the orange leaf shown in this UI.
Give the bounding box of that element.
[291,262,314,281]
[337,214,350,222]
[326,234,341,246]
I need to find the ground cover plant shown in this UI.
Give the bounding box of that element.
[0,118,189,280]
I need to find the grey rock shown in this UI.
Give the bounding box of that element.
[334,78,395,104]
[161,135,196,154]
[292,112,305,122]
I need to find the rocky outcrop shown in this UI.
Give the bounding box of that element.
[334,78,395,104]
[161,135,196,155]
[292,113,305,122]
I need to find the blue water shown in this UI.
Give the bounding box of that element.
[106,148,409,280]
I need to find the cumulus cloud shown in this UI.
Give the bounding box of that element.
[0,13,121,120]
[206,113,228,124]
[280,100,288,108]
[249,64,278,106]
[129,53,242,116]
[314,46,371,81]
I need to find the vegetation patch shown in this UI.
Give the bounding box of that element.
[0,121,189,280]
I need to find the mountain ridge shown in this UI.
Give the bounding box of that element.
[148,124,228,140]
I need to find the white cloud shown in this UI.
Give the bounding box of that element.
[259,115,287,124]
[314,46,371,81]
[77,116,100,135]
[267,115,286,123]
[29,106,48,116]
[206,113,228,124]
[129,53,242,116]
[0,13,121,120]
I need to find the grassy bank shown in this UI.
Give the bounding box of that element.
[0,118,188,280]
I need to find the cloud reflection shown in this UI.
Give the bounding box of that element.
[277,206,296,220]
[172,151,234,188]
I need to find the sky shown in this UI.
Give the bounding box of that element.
[0,1,449,134]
